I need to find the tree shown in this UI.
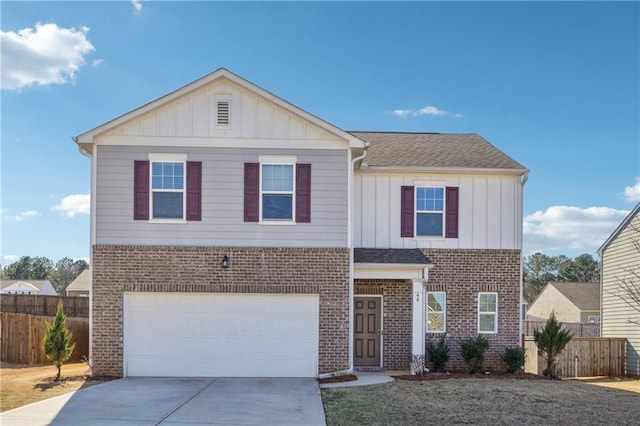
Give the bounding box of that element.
[3,256,54,280]
[605,222,640,325]
[533,312,573,378]
[49,258,89,294]
[559,253,599,283]
[42,302,76,380]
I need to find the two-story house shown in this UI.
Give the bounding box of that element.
[74,68,527,377]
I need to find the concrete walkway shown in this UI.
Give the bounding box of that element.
[0,377,326,426]
[320,371,405,389]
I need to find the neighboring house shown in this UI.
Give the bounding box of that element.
[527,282,601,324]
[66,269,90,297]
[0,280,58,295]
[74,68,528,378]
[599,203,640,376]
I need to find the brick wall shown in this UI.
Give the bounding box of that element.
[92,245,350,377]
[355,279,411,370]
[422,249,521,372]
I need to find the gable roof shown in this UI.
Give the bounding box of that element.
[549,282,600,311]
[0,280,53,291]
[598,202,640,256]
[66,269,90,292]
[74,68,366,154]
[350,131,527,172]
[354,248,431,266]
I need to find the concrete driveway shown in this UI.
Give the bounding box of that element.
[0,377,326,426]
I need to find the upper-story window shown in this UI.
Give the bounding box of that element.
[261,163,294,220]
[416,187,444,236]
[151,161,185,219]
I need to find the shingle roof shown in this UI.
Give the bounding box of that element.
[66,269,90,292]
[551,282,600,311]
[349,131,526,171]
[354,248,431,265]
[0,280,52,291]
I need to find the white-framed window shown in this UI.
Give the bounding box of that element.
[426,292,446,333]
[416,187,444,236]
[260,156,296,222]
[478,292,498,334]
[150,154,186,220]
[588,315,600,324]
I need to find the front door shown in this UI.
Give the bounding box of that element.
[354,296,381,366]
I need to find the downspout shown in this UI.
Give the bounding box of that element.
[519,170,529,345]
[348,144,368,372]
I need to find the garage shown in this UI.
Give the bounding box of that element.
[123,292,319,377]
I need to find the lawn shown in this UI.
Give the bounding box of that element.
[0,361,114,412]
[322,377,640,425]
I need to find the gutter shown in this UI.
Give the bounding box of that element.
[518,169,529,344]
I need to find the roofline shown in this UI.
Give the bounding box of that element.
[354,262,433,269]
[74,68,366,149]
[357,165,529,175]
[598,202,640,256]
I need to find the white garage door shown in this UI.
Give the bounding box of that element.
[124,292,319,377]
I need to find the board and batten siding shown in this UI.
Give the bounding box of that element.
[601,211,640,375]
[95,145,348,248]
[353,172,522,250]
[107,76,340,142]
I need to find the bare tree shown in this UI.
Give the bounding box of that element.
[605,222,640,325]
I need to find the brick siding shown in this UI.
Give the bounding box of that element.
[422,249,521,372]
[92,245,349,377]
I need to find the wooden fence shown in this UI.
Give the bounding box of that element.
[523,320,600,338]
[524,337,627,377]
[1,294,89,317]
[1,313,89,364]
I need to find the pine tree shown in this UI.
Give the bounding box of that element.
[42,302,76,380]
[533,312,573,378]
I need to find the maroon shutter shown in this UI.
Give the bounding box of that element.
[134,161,149,220]
[445,186,459,238]
[244,163,259,222]
[296,164,311,223]
[401,186,414,237]
[186,161,202,221]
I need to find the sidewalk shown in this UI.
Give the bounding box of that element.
[320,370,409,389]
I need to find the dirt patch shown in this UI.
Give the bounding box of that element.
[572,376,640,394]
[322,377,640,425]
[393,371,545,381]
[0,362,117,412]
[318,374,358,384]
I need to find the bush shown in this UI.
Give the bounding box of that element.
[460,336,489,374]
[534,312,573,378]
[501,346,525,373]
[426,336,449,372]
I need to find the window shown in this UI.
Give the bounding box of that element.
[426,292,446,333]
[588,315,600,324]
[150,161,185,219]
[416,187,444,236]
[478,292,498,333]
[261,163,294,220]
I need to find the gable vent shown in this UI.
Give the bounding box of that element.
[217,101,230,125]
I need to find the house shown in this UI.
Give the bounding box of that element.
[74,68,528,378]
[65,269,90,297]
[0,280,58,295]
[599,203,640,376]
[527,282,601,324]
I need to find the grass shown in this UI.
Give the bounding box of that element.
[322,377,640,425]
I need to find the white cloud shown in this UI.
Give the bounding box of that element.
[523,205,630,255]
[1,254,19,265]
[132,0,143,12]
[623,177,640,202]
[390,105,463,119]
[91,58,104,67]
[54,193,90,218]
[1,23,95,90]
[2,209,40,221]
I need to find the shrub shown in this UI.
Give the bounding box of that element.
[42,302,76,380]
[460,335,489,374]
[534,312,573,378]
[501,346,526,373]
[426,336,449,372]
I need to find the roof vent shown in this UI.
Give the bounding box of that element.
[217,101,230,125]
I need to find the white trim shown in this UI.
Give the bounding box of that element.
[353,295,384,369]
[411,278,426,372]
[414,185,445,238]
[148,156,187,221]
[258,155,297,164]
[259,161,296,223]
[354,264,428,280]
[148,153,188,161]
[94,135,349,151]
[358,165,529,175]
[426,291,446,334]
[478,292,498,334]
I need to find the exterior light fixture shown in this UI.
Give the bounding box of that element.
[222,255,230,269]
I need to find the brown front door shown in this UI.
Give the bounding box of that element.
[354,296,381,366]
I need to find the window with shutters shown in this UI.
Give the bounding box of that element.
[416,187,444,236]
[261,162,295,221]
[151,160,185,220]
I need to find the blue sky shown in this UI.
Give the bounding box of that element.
[1,1,639,265]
